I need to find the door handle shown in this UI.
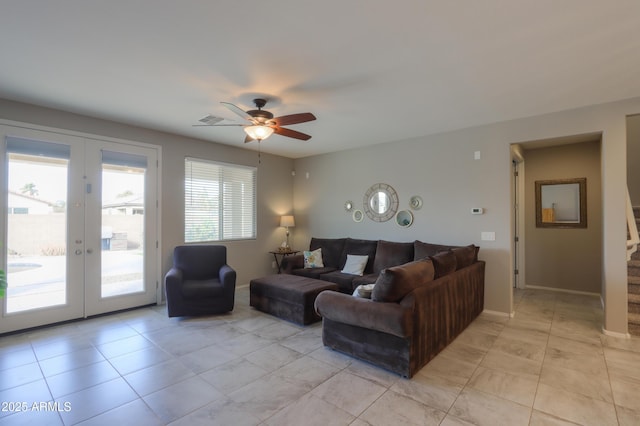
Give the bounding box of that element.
[75,249,82,255]
[86,249,93,254]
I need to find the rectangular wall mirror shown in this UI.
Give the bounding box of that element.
[535,178,587,228]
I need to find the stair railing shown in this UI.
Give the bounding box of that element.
[627,187,639,260]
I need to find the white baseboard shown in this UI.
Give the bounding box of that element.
[525,284,600,297]
[482,309,515,318]
[601,326,631,339]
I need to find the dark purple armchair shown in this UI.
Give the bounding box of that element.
[165,245,236,317]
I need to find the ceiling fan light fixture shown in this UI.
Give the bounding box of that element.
[244,125,274,141]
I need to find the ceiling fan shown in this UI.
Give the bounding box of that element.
[196,98,316,143]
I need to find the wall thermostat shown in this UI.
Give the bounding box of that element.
[471,208,484,215]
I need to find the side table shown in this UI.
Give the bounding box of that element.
[270,249,300,273]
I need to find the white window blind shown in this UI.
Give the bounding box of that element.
[185,158,256,242]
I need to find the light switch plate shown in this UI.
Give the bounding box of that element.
[481,231,496,241]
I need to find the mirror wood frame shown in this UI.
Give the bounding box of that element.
[535,177,587,228]
[363,183,399,222]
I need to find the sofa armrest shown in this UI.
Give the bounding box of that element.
[314,291,412,338]
[281,253,304,274]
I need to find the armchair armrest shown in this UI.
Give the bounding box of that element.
[219,264,237,289]
[164,267,183,299]
[281,253,304,274]
[314,291,412,338]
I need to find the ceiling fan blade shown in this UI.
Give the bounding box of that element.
[198,115,224,125]
[192,123,244,127]
[221,102,254,122]
[273,126,312,141]
[272,112,316,126]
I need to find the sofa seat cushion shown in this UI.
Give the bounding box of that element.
[292,266,338,279]
[181,279,224,299]
[371,258,435,303]
[373,240,414,273]
[315,290,412,338]
[319,271,360,293]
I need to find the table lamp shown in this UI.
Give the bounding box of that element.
[280,215,295,249]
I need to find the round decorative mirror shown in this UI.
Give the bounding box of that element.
[344,200,353,212]
[353,209,364,222]
[363,183,399,222]
[396,210,413,227]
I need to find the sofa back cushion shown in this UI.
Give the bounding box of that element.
[310,238,346,269]
[373,240,414,274]
[451,245,478,269]
[414,240,456,260]
[371,258,435,303]
[340,238,378,274]
[430,250,457,278]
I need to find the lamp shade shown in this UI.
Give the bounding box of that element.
[280,215,295,228]
[244,125,275,141]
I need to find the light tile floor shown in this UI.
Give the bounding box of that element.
[1,287,640,425]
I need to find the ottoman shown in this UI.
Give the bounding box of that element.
[250,274,339,325]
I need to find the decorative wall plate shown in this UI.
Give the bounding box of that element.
[353,209,364,222]
[409,195,423,210]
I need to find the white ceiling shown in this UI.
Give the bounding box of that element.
[1,1,639,158]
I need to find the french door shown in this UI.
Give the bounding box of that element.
[1,125,159,333]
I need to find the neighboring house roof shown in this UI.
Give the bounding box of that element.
[8,190,58,207]
[102,194,144,209]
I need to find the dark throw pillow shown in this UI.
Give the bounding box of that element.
[371,258,435,303]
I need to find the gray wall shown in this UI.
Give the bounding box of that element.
[523,141,602,293]
[0,99,295,287]
[294,97,640,334]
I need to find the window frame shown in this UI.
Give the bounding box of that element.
[184,157,257,243]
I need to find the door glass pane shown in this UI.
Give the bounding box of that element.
[101,152,146,298]
[6,153,68,313]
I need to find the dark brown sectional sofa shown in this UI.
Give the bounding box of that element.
[281,237,473,293]
[284,237,485,378]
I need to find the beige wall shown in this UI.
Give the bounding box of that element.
[628,114,640,205]
[523,141,602,293]
[0,99,295,287]
[2,96,639,335]
[294,97,640,334]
